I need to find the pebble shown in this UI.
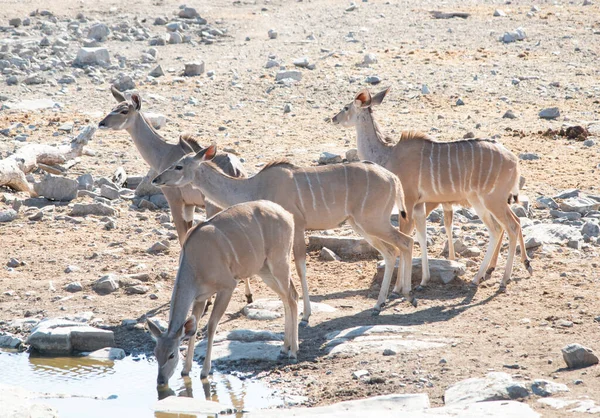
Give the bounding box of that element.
[539,107,560,120]
[65,282,84,293]
[493,9,507,17]
[268,29,278,39]
[184,62,205,76]
[6,258,23,268]
[275,70,302,82]
[363,53,377,65]
[148,241,169,254]
[93,275,119,294]
[519,153,540,161]
[456,98,465,106]
[320,247,341,262]
[365,75,381,85]
[283,103,292,114]
[319,152,343,165]
[383,349,397,356]
[352,370,369,379]
[561,343,599,369]
[421,84,431,95]
[503,110,517,119]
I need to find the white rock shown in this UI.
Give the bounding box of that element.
[87,22,110,41]
[86,347,126,360]
[0,385,58,418]
[319,152,343,165]
[531,379,569,397]
[320,247,341,261]
[93,274,119,294]
[308,235,380,258]
[539,107,560,120]
[560,196,600,214]
[523,224,583,248]
[275,70,302,82]
[345,148,360,162]
[70,202,116,217]
[494,9,507,17]
[144,112,167,130]
[33,175,79,201]
[73,47,110,67]
[3,98,60,111]
[27,318,114,354]
[445,372,531,406]
[376,258,466,285]
[154,397,230,415]
[184,62,205,76]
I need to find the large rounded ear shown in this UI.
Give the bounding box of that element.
[354,89,372,108]
[111,85,126,103]
[371,86,391,106]
[194,144,217,161]
[178,316,197,339]
[147,319,163,339]
[130,93,142,111]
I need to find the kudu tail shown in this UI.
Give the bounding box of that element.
[393,176,407,220]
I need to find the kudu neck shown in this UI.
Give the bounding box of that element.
[355,110,390,166]
[126,114,176,171]
[193,164,259,207]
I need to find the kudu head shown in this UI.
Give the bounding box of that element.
[147,316,197,386]
[152,144,217,187]
[331,87,390,127]
[98,86,142,131]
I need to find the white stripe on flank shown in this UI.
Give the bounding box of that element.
[418,142,425,195]
[454,142,462,194]
[447,143,456,193]
[477,144,484,190]
[343,165,349,214]
[429,144,439,195]
[468,141,475,192]
[214,225,240,264]
[361,164,370,214]
[383,178,394,217]
[251,212,265,247]
[436,144,444,194]
[293,176,306,213]
[488,154,503,195]
[483,147,495,191]
[314,168,331,214]
[304,172,317,211]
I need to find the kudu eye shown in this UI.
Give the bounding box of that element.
[175,166,183,171]
[344,106,349,111]
[168,353,175,360]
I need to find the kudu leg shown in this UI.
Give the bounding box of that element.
[441,203,455,260]
[292,228,311,327]
[163,188,192,245]
[242,278,253,304]
[392,212,415,295]
[470,200,503,287]
[201,287,234,379]
[412,203,431,291]
[508,209,533,276]
[182,299,208,376]
[484,225,504,281]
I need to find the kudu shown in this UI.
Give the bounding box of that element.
[152,145,416,325]
[147,200,299,383]
[98,87,254,303]
[332,88,532,292]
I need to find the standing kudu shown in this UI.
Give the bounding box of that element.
[333,88,532,292]
[98,87,254,303]
[152,145,416,325]
[147,200,299,383]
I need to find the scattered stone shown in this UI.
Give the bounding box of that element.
[73,47,110,67]
[154,396,231,416]
[32,175,78,201]
[293,57,310,68]
[560,196,600,214]
[65,282,83,293]
[144,113,167,130]
[86,347,126,361]
[501,28,527,43]
[268,29,278,39]
[308,235,379,259]
[6,258,23,268]
[100,184,120,200]
[112,74,135,91]
[363,53,378,65]
[149,65,164,78]
[148,241,169,254]
[539,107,560,120]
[421,84,431,95]
[365,75,381,85]
[168,32,182,44]
[456,98,465,106]
[557,319,574,327]
[445,372,531,406]
[125,285,149,295]
[92,275,119,294]
[87,23,110,41]
[71,203,116,217]
[376,258,466,285]
[383,348,396,356]
[494,9,507,17]
[320,247,341,261]
[503,110,517,119]
[184,62,205,76]
[178,7,199,19]
[519,153,540,161]
[265,59,280,69]
[582,221,600,237]
[275,70,302,82]
[561,343,599,369]
[353,370,370,379]
[0,334,22,349]
[345,148,360,162]
[319,152,343,165]
[531,380,569,397]
[9,17,22,27]
[0,209,18,222]
[523,224,583,248]
[583,139,596,147]
[27,318,114,354]
[536,196,559,210]
[283,103,292,114]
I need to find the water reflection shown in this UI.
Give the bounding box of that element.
[0,350,283,417]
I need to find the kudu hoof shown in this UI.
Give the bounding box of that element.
[469,281,479,290]
[410,297,418,308]
[388,291,402,300]
[498,285,507,293]
[299,319,309,328]
[525,260,533,276]
[415,285,427,292]
[246,294,254,304]
[371,308,381,316]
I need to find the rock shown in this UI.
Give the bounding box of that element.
[531,380,569,397]
[523,224,583,249]
[226,329,284,342]
[268,29,278,39]
[244,298,334,321]
[519,153,540,161]
[23,74,45,85]
[345,148,360,162]
[149,65,164,77]
[365,75,381,85]
[147,241,169,254]
[582,221,600,237]
[178,7,199,19]
[275,70,302,82]
[501,28,526,43]
[0,385,58,418]
[77,173,94,190]
[561,343,599,369]
[539,107,560,120]
[6,75,19,85]
[536,196,559,210]
[27,318,114,354]
[125,285,149,295]
[154,397,230,416]
[144,113,167,130]
[445,372,531,406]
[0,333,22,349]
[0,209,18,222]
[319,152,343,164]
[421,85,431,94]
[112,74,135,91]
[363,53,378,65]
[293,57,310,68]
[7,258,22,268]
[308,235,380,259]
[86,347,126,360]
[494,9,507,17]
[168,32,182,44]
[9,17,22,27]
[353,370,369,379]
[71,203,116,217]
[265,59,280,69]
[32,175,78,201]
[73,47,110,67]
[376,258,466,285]
[87,22,110,41]
[560,196,600,214]
[383,348,396,356]
[3,99,59,111]
[100,184,120,200]
[184,62,205,76]
[320,247,341,261]
[65,282,83,293]
[549,209,580,220]
[243,308,281,321]
[583,139,596,147]
[283,103,292,113]
[92,275,119,294]
[323,325,449,358]
[503,110,517,119]
[194,331,287,363]
[456,98,465,106]
[554,189,580,199]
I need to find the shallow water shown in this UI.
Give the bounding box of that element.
[0,350,284,417]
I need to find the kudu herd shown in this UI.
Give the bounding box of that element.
[98,86,532,386]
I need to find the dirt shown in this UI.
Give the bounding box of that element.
[1,0,600,416]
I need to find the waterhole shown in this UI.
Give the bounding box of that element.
[0,350,285,417]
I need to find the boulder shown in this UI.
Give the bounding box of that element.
[345,148,360,162]
[27,318,114,354]
[93,274,119,294]
[0,333,23,349]
[0,209,18,222]
[523,224,583,249]
[582,221,600,237]
[178,7,199,19]
[308,235,379,259]
[87,23,110,41]
[135,170,162,196]
[319,152,343,164]
[444,372,531,406]
[320,247,341,261]
[376,258,467,285]
[531,380,569,397]
[33,175,79,201]
[561,343,599,369]
[71,203,116,217]
[560,196,600,214]
[73,47,110,67]
[86,347,126,360]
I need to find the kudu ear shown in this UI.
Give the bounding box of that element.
[371,87,391,106]
[130,93,142,111]
[194,144,217,162]
[179,134,203,153]
[179,316,197,338]
[354,89,372,108]
[111,85,126,103]
[147,319,163,338]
